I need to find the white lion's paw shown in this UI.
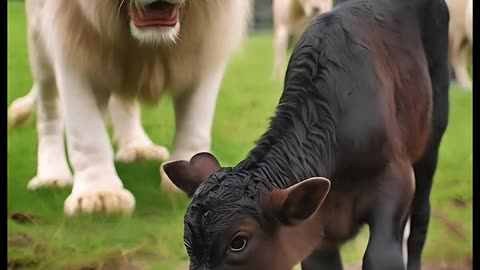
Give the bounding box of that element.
[8,96,35,128]
[27,176,74,190]
[159,161,183,193]
[115,144,170,163]
[64,188,135,216]
[459,83,472,92]
[454,80,472,92]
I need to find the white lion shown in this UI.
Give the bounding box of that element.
[8,0,251,216]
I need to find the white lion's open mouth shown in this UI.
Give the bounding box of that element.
[130,1,181,28]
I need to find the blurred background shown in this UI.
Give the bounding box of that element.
[7,0,472,269]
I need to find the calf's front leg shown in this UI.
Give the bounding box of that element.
[302,248,343,270]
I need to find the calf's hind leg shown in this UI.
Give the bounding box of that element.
[301,248,343,270]
[407,138,445,270]
[408,1,450,263]
[362,162,414,270]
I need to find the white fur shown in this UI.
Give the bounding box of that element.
[53,60,133,215]
[8,90,169,164]
[403,217,411,266]
[160,63,228,192]
[402,169,416,266]
[446,0,473,91]
[8,85,37,128]
[272,0,333,78]
[13,0,251,215]
[129,21,180,45]
[465,0,472,45]
[109,96,170,163]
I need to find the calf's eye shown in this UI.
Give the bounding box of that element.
[230,235,247,252]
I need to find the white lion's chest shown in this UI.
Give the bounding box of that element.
[94,46,204,100]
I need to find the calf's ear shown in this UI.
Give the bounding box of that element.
[163,152,221,197]
[267,177,331,225]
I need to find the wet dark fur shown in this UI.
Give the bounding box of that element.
[184,0,450,269]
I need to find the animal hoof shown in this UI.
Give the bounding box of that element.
[115,144,170,163]
[64,188,135,216]
[27,176,74,190]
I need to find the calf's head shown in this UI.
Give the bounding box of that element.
[164,153,331,270]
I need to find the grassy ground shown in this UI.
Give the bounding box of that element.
[7,2,472,269]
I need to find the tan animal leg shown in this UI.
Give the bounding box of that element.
[273,25,290,79]
[465,0,473,44]
[451,41,472,90]
[160,64,228,192]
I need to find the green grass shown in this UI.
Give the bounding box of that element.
[7,2,472,269]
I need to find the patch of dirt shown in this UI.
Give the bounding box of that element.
[8,232,53,269]
[64,243,169,270]
[8,233,171,270]
[9,212,44,224]
[432,211,468,241]
[7,260,40,270]
[451,197,469,208]
[8,233,34,247]
[65,259,143,270]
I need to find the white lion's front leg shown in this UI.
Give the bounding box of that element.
[160,66,227,192]
[108,95,169,163]
[27,81,73,190]
[55,63,134,216]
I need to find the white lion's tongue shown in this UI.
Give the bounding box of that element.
[144,2,176,19]
[132,2,179,27]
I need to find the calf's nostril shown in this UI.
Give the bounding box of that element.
[312,7,321,15]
